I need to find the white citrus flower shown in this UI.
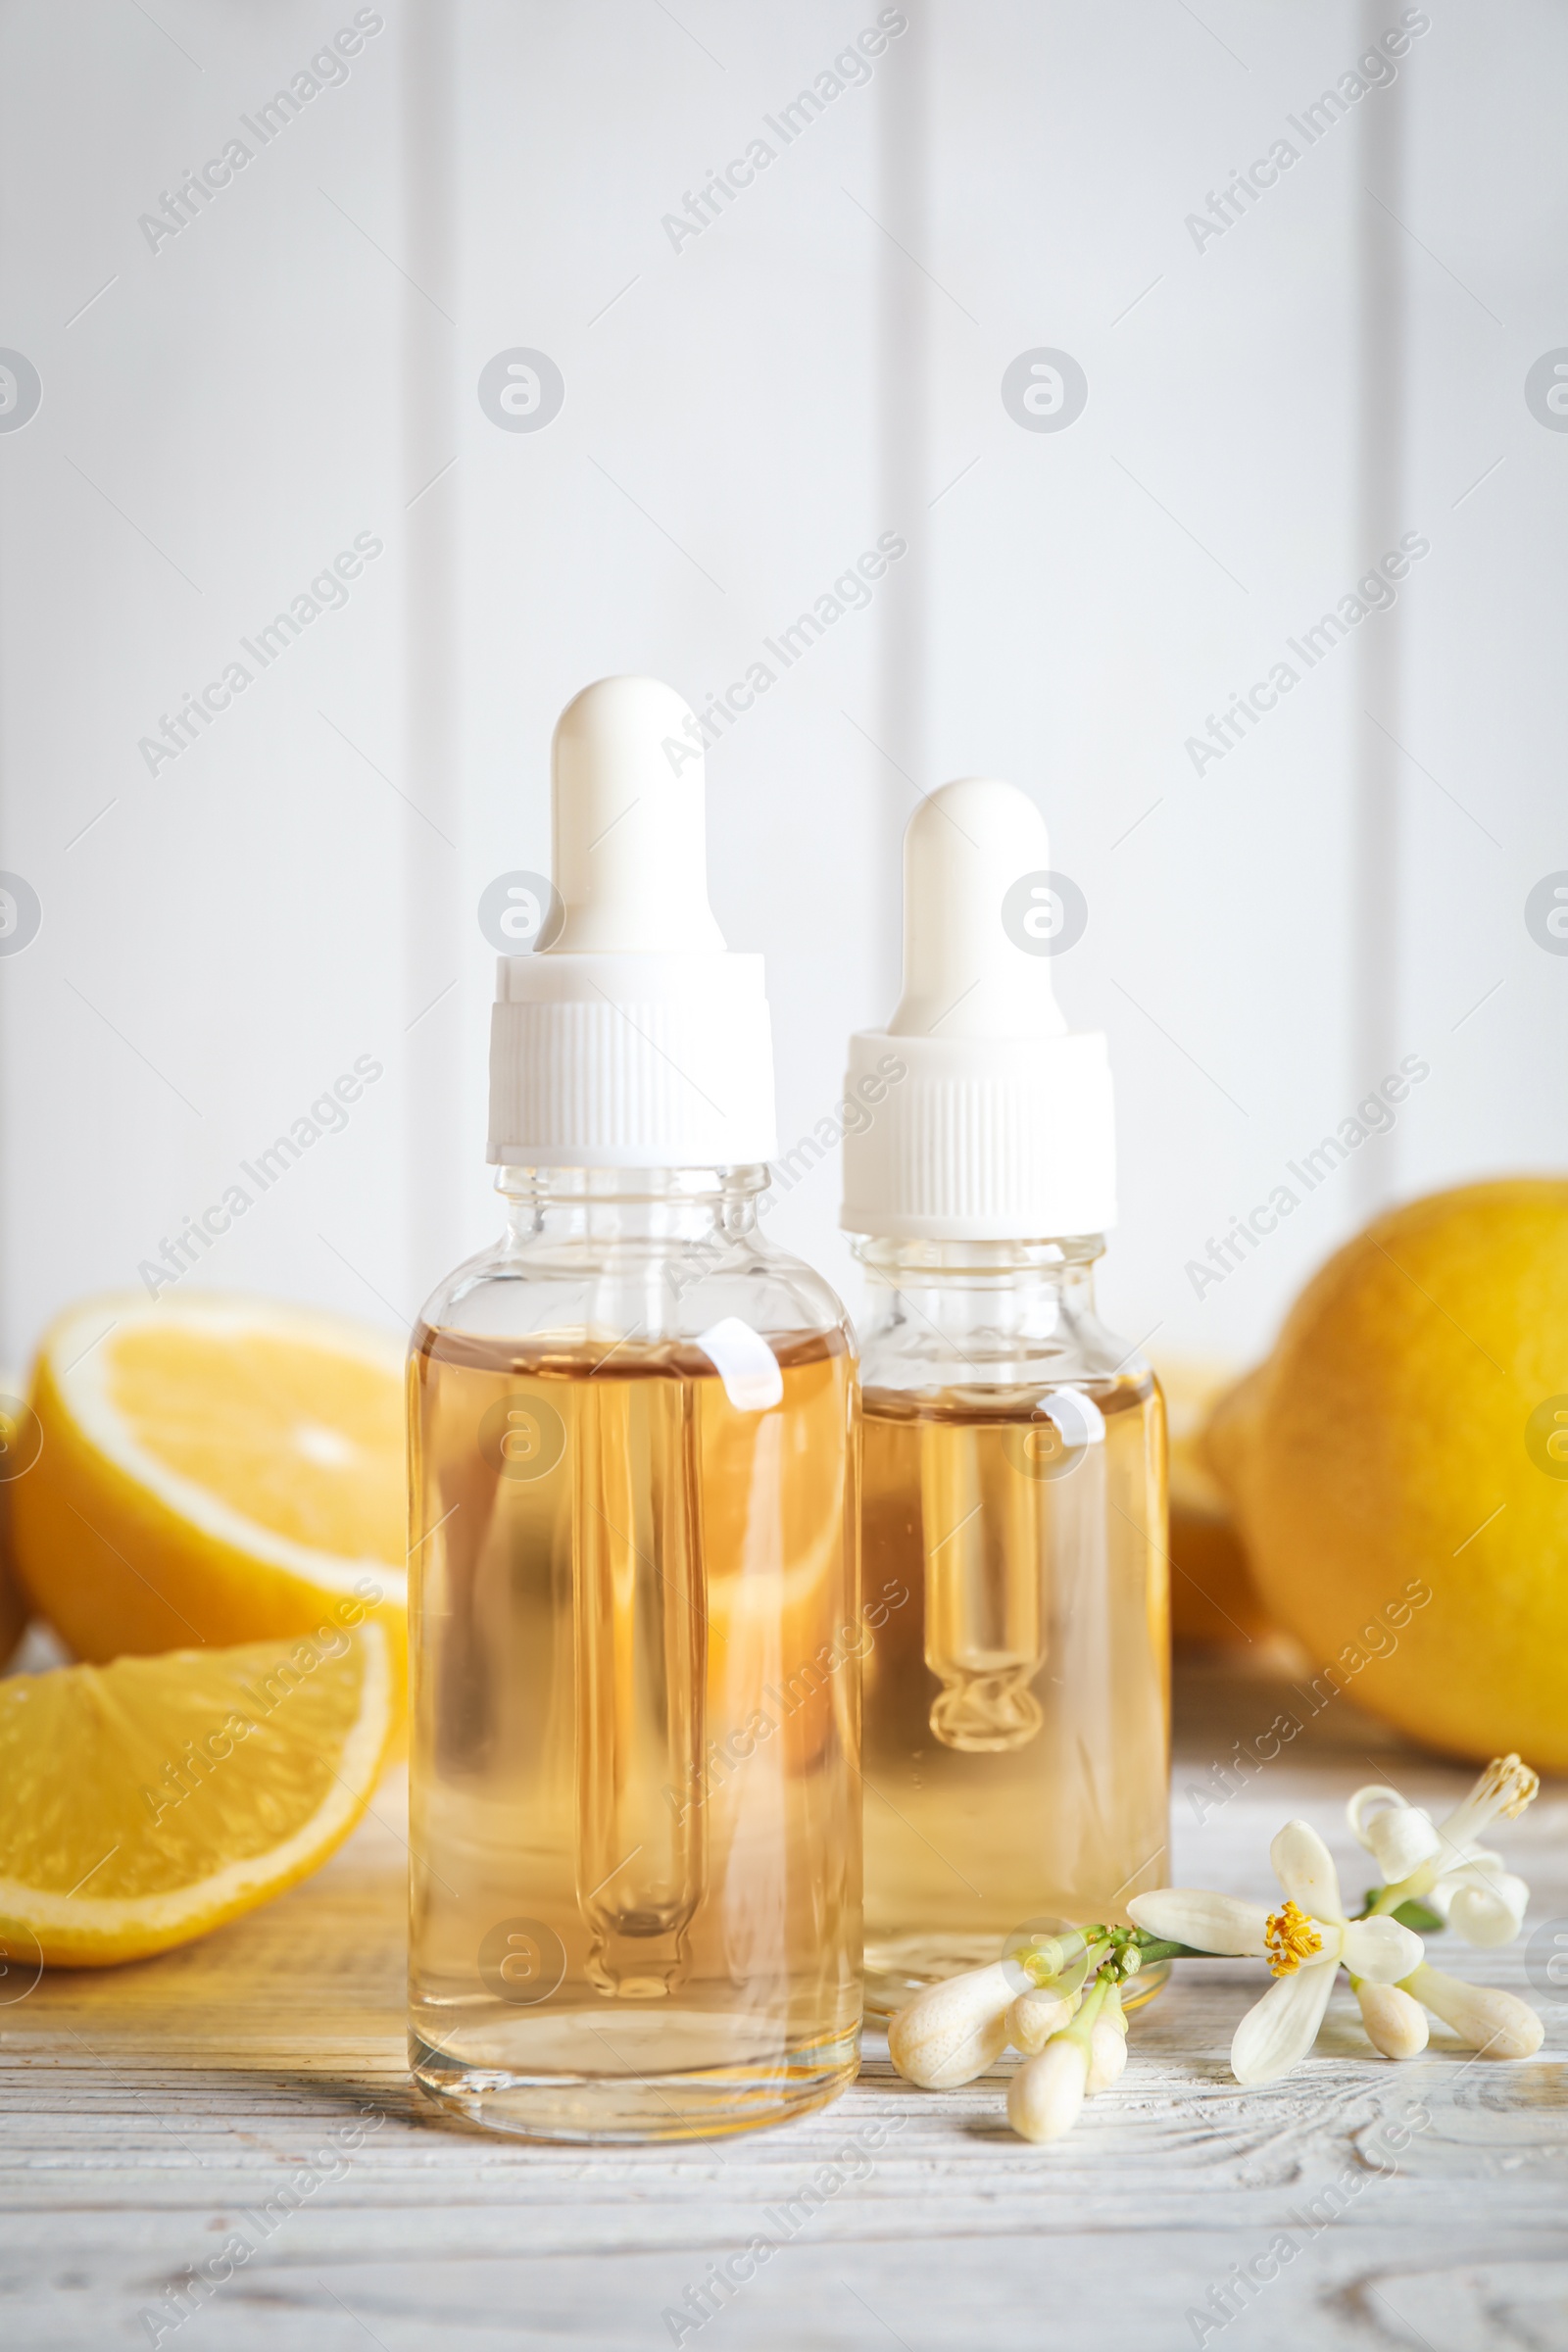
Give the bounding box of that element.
[1129,1820,1424,2085]
[1348,1755,1538,1948]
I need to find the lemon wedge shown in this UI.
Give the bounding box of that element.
[0,1621,393,1965]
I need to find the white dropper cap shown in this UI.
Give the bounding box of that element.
[488,677,777,1167]
[550,679,725,954]
[841,777,1116,1240]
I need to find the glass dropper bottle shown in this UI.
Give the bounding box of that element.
[407,677,861,2139]
[841,777,1169,2018]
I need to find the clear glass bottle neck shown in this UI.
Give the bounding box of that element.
[853,1234,1113,1380]
[855,1232,1103,1296]
[496,1164,768,1250]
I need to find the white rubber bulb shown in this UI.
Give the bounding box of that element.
[547,676,726,955]
[888,777,1066,1041]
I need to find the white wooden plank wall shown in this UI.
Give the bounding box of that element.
[0,3,1563,1353]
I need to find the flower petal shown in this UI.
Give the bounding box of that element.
[1270,1820,1345,1924]
[1447,1871,1530,1948]
[1365,1805,1441,1883]
[1231,1960,1337,2085]
[1342,1915,1424,1982]
[1126,1889,1271,1955]
[1348,1783,1410,1848]
[1429,1838,1506,1895]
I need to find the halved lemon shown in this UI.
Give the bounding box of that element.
[0,1621,394,1965]
[12,1293,406,1665]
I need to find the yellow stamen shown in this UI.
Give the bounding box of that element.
[1264,1900,1323,1978]
[1482,1754,1540,1821]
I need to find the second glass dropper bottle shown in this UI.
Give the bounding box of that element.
[842,778,1170,2018]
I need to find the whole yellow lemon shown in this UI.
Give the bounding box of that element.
[1205,1178,1568,1767]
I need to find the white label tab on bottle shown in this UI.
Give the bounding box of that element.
[695,1316,784,1413]
[1004,1389,1106,1483]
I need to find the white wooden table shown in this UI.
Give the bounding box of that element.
[4,1650,1565,2352]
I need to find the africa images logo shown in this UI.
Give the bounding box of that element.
[477,350,565,433]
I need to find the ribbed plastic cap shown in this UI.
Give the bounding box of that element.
[841,778,1116,1240]
[488,678,776,1167]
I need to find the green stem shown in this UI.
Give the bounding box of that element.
[1062,1972,1112,2051]
[1359,1856,1442,1919]
[1018,1925,1250,1991]
[1125,1936,1212,1966]
[1354,1887,1446,1933]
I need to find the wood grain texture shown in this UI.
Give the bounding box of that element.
[3,1652,1565,2351]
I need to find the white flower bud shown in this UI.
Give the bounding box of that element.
[888,1961,1014,2090]
[1007,2033,1089,2142]
[1355,1979,1429,2060]
[1006,1987,1079,2057]
[1084,2014,1129,2094]
[1404,1963,1544,2060]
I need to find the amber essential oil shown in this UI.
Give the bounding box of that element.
[860,1369,1168,2014]
[408,1324,860,2137]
